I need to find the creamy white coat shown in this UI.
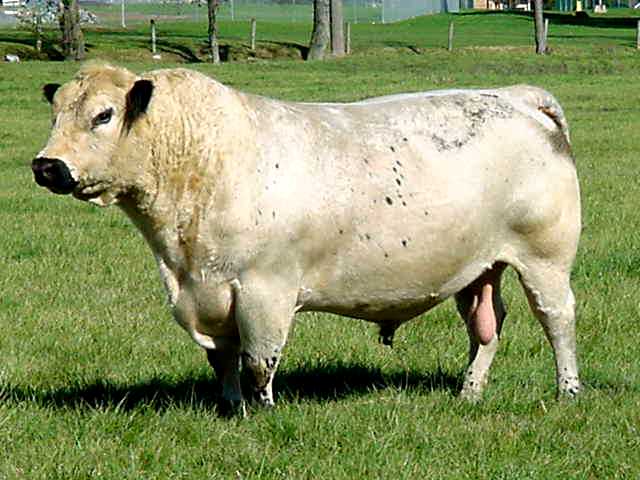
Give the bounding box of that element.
[35,64,582,413]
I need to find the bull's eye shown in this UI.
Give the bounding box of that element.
[92,108,113,128]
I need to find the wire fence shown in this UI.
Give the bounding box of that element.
[76,0,457,28]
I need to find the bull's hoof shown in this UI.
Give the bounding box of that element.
[248,387,275,409]
[217,397,247,418]
[557,377,581,400]
[459,388,483,403]
[459,378,485,403]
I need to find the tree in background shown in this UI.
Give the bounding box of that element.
[534,0,545,54]
[330,0,344,57]
[309,0,329,60]
[60,0,85,60]
[19,0,95,58]
[17,0,52,53]
[308,0,344,60]
[207,0,220,63]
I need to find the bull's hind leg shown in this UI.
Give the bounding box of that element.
[517,261,580,398]
[231,276,298,409]
[455,263,507,401]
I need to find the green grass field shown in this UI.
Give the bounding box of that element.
[1,11,640,479]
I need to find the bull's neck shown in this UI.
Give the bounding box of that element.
[118,190,204,275]
[116,87,257,266]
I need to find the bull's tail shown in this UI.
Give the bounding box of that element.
[534,91,571,146]
[505,85,572,153]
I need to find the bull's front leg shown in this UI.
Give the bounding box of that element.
[231,275,298,409]
[205,338,243,417]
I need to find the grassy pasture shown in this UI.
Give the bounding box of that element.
[1,12,640,479]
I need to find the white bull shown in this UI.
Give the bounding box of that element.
[33,63,581,414]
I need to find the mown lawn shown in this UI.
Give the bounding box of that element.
[1,12,640,479]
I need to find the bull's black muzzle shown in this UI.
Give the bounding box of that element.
[31,157,78,195]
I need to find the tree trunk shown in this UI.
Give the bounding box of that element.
[533,0,545,54]
[60,0,85,61]
[308,0,330,60]
[330,0,344,57]
[207,0,220,63]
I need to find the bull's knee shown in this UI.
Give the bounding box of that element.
[241,350,280,408]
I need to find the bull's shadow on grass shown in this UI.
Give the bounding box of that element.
[275,363,462,402]
[1,363,462,414]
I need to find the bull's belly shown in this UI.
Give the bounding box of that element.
[300,295,444,323]
[297,250,497,323]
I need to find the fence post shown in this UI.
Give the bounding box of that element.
[345,22,351,55]
[544,18,549,46]
[636,19,640,49]
[121,0,126,29]
[150,19,156,54]
[250,18,256,51]
[448,20,454,52]
[36,14,42,52]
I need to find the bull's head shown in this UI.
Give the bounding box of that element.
[33,63,154,207]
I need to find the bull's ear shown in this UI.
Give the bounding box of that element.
[124,79,154,132]
[43,83,61,104]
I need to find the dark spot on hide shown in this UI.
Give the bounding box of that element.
[401,240,408,247]
[385,196,393,205]
[430,96,514,152]
[266,356,278,369]
[403,137,408,142]
[272,211,276,219]
[339,229,344,235]
[390,146,396,152]
[396,160,403,167]
[402,201,407,207]
[396,179,402,186]
[363,158,369,164]
[275,163,279,169]
[365,233,371,240]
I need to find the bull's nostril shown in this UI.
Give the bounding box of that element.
[31,157,78,195]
